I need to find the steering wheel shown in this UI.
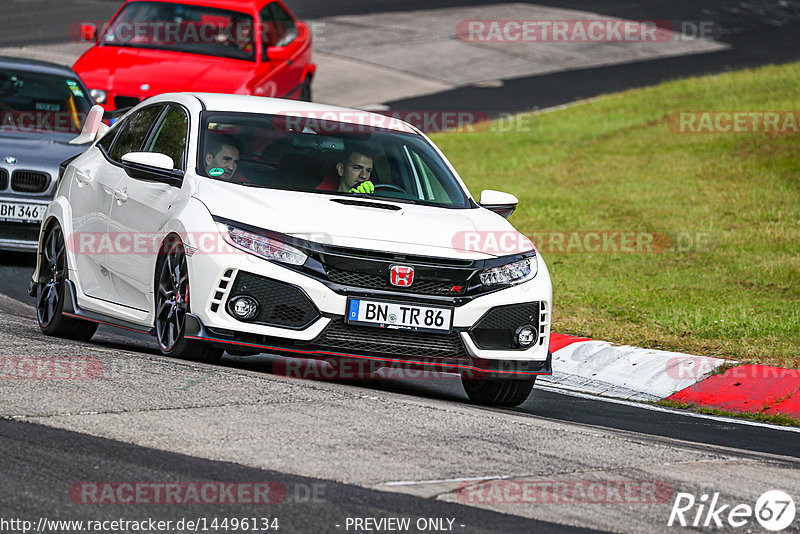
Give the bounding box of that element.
[373,183,406,193]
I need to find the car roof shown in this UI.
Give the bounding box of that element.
[0,56,80,77]
[186,93,420,134]
[123,0,263,12]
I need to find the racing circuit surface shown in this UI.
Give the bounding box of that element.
[2,1,800,533]
[2,300,800,532]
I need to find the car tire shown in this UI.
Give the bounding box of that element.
[155,238,222,364]
[461,375,536,407]
[300,77,312,102]
[36,222,98,341]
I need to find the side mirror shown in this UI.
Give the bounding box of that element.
[70,104,108,145]
[479,189,519,219]
[265,45,292,62]
[80,23,97,42]
[121,152,183,186]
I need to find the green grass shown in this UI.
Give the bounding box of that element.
[432,62,800,367]
[656,399,800,427]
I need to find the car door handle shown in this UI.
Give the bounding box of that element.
[113,188,128,203]
[75,170,92,186]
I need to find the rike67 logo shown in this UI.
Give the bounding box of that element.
[668,490,796,531]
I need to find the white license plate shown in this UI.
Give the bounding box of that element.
[0,201,45,223]
[346,298,453,334]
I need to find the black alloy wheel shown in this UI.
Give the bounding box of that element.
[36,223,98,340]
[155,240,222,363]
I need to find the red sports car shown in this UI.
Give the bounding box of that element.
[73,0,315,111]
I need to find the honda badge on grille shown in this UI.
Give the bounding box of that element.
[389,265,414,287]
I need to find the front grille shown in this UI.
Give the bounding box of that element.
[470,303,540,350]
[0,221,41,243]
[321,244,474,267]
[228,272,320,329]
[318,319,470,359]
[11,170,50,193]
[0,169,8,190]
[326,267,459,295]
[115,95,140,109]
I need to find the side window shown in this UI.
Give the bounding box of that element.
[96,124,120,153]
[108,105,164,162]
[261,2,296,50]
[147,106,189,169]
[395,144,459,204]
[412,152,451,203]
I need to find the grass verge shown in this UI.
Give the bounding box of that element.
[433,62,800,367]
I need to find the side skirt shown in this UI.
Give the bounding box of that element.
[59,279,155,335]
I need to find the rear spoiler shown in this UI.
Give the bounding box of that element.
[69,104,108,145]
[69,105,135,145]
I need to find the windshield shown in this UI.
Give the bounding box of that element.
[198,112,473,209]
[101,1,256,61]
[0,68,93,134]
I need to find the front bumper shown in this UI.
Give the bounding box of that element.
[184,313,553,379]
[0,194,51,252]
[0,221,44,252]
[187,246,553,375]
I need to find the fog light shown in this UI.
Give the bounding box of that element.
[515,325,536,348]
[229,295,259,320]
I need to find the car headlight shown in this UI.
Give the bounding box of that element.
[479,255,537,286]
[222,224,307,266]
[89,89,107,104]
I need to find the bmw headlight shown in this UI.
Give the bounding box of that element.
[89,89,107,104]
[222,224,307,266]
[479,254,537,286]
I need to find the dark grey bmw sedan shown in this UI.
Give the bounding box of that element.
[0,56,94,251]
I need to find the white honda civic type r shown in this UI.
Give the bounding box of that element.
[30,93,552,406]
